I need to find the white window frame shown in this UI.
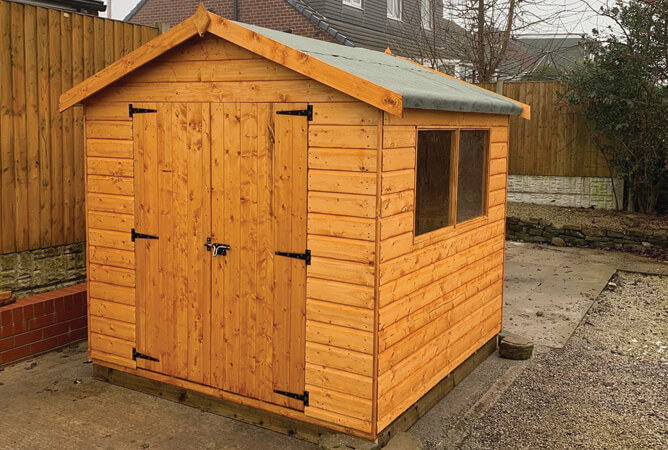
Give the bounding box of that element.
[421,0,433,31]
[343,0,363,10]
[387,0,402,21]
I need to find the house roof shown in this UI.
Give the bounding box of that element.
[60,4,529,119]
[517,35,585,72]
[41,0,106,13]
[284,0,353,47]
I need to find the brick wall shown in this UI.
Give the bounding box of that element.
[129,0,337,42]
[0,284,87,367]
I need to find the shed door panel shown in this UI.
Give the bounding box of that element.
[210,103,307,410]
[134,103,212,386]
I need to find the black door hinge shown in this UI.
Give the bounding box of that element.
[275,249,311,265]
[274,389,309,406]
[132,348,159,362]
[129,104,157,117]
[276,105,313,121]
[131,228,158,242]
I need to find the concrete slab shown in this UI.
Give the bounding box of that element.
[502,241,667,348]
[0,343,315,450]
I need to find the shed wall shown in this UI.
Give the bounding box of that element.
[377,111,509,430]
[82,35,378,435]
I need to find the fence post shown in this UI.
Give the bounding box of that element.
[495,79,504,94]
[154,21,170,34]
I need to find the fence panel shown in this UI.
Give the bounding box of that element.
[479,81,608,179]
[0,0,158,254]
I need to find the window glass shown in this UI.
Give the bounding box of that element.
[387,0,402,20]
[456,130,488,223]
[421,0,433,30]
[415,130,454,235]
[343,0,363,9]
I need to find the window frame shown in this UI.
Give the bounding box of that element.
[420,0,434,31]
[387,0,402,21]
[343,0,363,10]
[413,127,491,246]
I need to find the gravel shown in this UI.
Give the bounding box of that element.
[460,272,668,450]
[507,202,668,232]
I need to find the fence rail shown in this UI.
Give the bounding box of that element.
[479,81,608,179]
[0,0,158,254]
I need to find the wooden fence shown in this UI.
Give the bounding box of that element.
[0,0,158,254]
[479,81,608,179]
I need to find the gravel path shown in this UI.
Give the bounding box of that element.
[460,272,668,449]
[507,202,667,232]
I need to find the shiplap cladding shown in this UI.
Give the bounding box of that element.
[76,26,514,438]
[83,35,376,434]
[376,110,509,430]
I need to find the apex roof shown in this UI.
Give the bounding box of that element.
[60,3,529,119]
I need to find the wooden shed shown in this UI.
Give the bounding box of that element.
[59,4,529,442]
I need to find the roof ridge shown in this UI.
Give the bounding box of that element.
[283,0,354,47]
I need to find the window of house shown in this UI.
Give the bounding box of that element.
[415,129,489,236]
[421,0,433,30]
[387,0,402,20]
[343,0,363,9]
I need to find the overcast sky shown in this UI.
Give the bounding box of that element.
[101,0,617,37]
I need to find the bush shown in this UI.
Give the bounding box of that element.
[560,0,667,213]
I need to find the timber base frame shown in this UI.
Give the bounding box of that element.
[91,335,498,445]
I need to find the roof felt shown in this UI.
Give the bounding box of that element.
[241,22,523,116]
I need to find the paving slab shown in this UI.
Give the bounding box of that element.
[0,343,315,450]
[503,241,667,348]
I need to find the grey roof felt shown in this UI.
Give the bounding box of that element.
[240,22,523,116]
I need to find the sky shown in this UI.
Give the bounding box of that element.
[101,0,618,37]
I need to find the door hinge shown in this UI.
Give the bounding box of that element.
[131,228,158,242]
[129,104,157,117]
[276,104,313,121]
[275,249,311,265]
[274,389,309,406]
[132,348,160,362]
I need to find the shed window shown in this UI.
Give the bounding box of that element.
[387,0,402,20]
[457,130,488,223]
[415,129,489,236]
[343,0,363,9]
[415,130,454,235]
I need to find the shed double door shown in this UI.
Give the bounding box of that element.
[132,102,308,410]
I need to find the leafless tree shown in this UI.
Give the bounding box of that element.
[391,0,568,82]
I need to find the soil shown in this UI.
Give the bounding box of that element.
[507,202,668,232]
[460,272,668,450]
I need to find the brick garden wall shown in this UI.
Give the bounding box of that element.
[0,284,87,367]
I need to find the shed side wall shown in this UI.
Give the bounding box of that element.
[377,110,509,430]
[83,35,378,435]
[305,103,379,433]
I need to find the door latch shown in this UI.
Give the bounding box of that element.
[204,238,230,256]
